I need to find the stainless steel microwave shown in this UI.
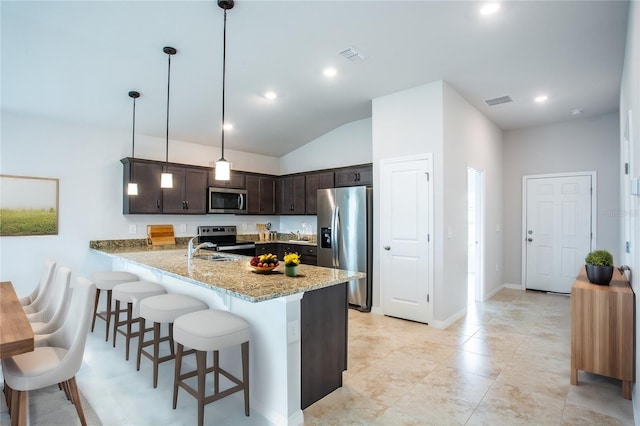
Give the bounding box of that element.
[208,187,247,214]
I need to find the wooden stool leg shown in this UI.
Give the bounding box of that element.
[113,300,121,348]
[197,350,207,426]
[153,322,161,388]
[66,377,88,426]
[242,341,250,416]
[169,323,175,356]
[137,317,146,371]
[213,350,219,394]
[91,289,101,332]
[125,302,133,361]
[10,388,27,426]
[105,290,113,341]
[173,343,183,409]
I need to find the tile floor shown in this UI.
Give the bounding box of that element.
[1,288,635,425]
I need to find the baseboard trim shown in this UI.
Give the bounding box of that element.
[483,284,505,300]
[429,306,467,330]
[504,283,523,290]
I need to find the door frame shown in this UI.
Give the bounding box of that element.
[467,166,485,303]
[520,171,597,290]
[379,153,434,323]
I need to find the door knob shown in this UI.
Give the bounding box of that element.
[527,238,533,242]
[384,246,391,251]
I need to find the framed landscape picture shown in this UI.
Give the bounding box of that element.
[0,174,59,236]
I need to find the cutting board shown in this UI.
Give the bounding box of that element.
[147,224,175,246]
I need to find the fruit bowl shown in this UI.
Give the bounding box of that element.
[250,263,279,274]
[249,254,279,274]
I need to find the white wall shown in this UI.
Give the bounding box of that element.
[618,0,640,413]
[372,81,444,313]
[442,83,503,307]
[502,112,621,286]
[0,112,280,296]
[372,81,503,325]
[279,118,372,175]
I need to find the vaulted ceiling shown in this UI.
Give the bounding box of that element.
[1,1,629,157]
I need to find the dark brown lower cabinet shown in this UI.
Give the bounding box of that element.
[301,282,348,409]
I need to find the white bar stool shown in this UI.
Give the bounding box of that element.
[112,281,166,360]
[172,309,250,426]
[89,271,138,341]
[137,293,208,388]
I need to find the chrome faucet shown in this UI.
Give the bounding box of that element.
[187,236,214,260]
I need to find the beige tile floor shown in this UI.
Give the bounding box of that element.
[1,288,635,425]
[303,288,635,425]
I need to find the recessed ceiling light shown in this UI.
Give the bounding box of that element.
[264,91,277,100]
[323,67,337,78]
[223,122,234,131]
[534,95,548,103]
[480,3,500,16]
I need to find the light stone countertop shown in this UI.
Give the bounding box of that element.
[91,246,362,303]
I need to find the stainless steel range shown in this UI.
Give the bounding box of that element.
[197,226,255,256]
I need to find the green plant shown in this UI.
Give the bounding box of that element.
[585,249,614,267]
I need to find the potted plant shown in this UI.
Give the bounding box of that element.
[584,249,614,285]
[283,252,301,277]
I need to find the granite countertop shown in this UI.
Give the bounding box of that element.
[254,240,316,246]
[91,245,362,303]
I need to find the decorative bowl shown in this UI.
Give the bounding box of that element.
[250,262,279,274]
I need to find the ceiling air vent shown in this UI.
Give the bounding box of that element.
[484,95,513,106]
[338,47,365,62]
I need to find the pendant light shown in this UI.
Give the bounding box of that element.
[161,46,177,189]
[215,0,234,181]
[127,90,140,196]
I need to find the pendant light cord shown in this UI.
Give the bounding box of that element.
[131,96,136,158]
[166,53,171,165]
[220,8,227,161]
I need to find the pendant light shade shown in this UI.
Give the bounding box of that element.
[161,46,177,189]
[214,0,234,181]
[127,90,140,196]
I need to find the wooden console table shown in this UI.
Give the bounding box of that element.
[570,267,634,399]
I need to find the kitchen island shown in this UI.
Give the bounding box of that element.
[91,243,363,425]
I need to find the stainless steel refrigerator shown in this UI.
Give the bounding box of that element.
[317,186,372,312]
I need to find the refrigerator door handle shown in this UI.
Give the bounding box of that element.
[332,206,340,268]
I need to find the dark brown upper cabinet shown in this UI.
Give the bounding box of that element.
[246,175,277,215]
[278,175,306,215]
[161,165,208,214]
[304,171,334,214]
[334,164,373,187]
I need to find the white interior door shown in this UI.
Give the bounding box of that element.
[524,174,593,293]
[381,155,432,324]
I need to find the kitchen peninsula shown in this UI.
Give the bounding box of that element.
[91,242,364,425]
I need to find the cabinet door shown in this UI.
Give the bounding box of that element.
[123,160,163,214]
[260,177,277,215]
[279,176,306,215]
[162,166,187,214]
[305,171,334,214]
[162,166,208,214]
[246,176,277,214]
[208,170,246,189]
[298,245,318,266]
[334,164,373,187]
[183,168,208,214]
[255,243,277,257]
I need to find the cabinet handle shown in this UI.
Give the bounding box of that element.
[354,172,358,181]
[157,200,161,209]
[185,200,189,210]
[290,203,294,211]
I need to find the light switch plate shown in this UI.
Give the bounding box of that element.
[179,224,187,233]
[128,224,136,234]
[287,320,300,343]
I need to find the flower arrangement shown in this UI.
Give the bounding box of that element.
[283,252,301,266]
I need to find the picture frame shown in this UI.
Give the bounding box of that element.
[0,174,59,236]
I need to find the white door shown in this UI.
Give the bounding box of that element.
[381,155,432,323]
[524,175,593,293]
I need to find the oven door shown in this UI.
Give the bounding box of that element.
[208,188,247,214]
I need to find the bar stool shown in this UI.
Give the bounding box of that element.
[112,281,166,360]
[172,309,250,426]
[89,271,138,341]
[137,293,208,388]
